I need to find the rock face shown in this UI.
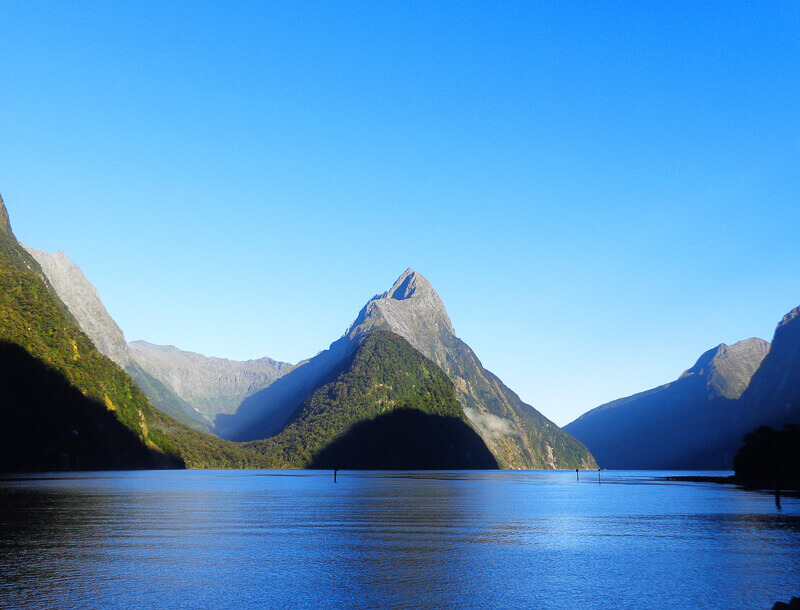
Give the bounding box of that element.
[23,246,134,368]
[233,269,596,470]
[0,196,182,470]
[129,341,294,429]
[565,338,771,469]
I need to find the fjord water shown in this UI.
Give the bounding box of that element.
[1,471,798,608]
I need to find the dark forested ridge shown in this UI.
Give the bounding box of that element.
[248,330,498,469]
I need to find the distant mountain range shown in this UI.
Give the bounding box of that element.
[4,194,594,470]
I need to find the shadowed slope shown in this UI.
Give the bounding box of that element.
[0,194,280,470]
[0,341,173,471]
[739,307,800,429]
[310,409,498,470]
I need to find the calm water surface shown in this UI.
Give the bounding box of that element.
[1,470,798,608]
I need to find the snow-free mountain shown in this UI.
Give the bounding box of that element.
[738,307,800,430]
[224,269,596,469]
[565,338,770,469]
[1,195,273,470]
[566,303,800,470]
[22,246,212,431]
[128,341,294,431]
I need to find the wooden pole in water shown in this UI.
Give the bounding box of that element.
[576,468,579,481]
[598,468,601,484]
[334,469,338,484]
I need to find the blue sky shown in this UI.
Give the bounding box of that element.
[2,1,799,426]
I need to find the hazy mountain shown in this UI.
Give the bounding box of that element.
[22,246,209,431]
[128,341,294,430]
[22,245,298,434]
[564,338,771,469]
[231,269,596,470]
[247,330,499,470]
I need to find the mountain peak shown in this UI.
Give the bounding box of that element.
[384,268,433,301]
[679,337,770,399]
[374,269,453,335]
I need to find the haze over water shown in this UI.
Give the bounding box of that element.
[1,470,798,608]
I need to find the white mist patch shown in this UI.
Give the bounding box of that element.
[463,407,518,441]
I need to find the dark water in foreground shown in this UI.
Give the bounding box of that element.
[1,470,798,609]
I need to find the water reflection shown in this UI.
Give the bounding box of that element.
[1,471,799,609]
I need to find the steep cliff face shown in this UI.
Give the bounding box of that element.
[21,245,297,432]
[22,246,134,368]
[739,307,800,427]
[0,196,182,470]
[235,269,596,469]
[1,195,285,469]
[565,338,771,469]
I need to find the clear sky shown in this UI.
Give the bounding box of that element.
[2,1,799,426]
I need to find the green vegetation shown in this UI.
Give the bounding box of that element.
[1,209,493,471]
[0,340,173,471]
[248,330,496,468]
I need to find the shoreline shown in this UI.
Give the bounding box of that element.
[660,474,800,496]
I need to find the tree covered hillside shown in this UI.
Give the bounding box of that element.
[249,330,498,469]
